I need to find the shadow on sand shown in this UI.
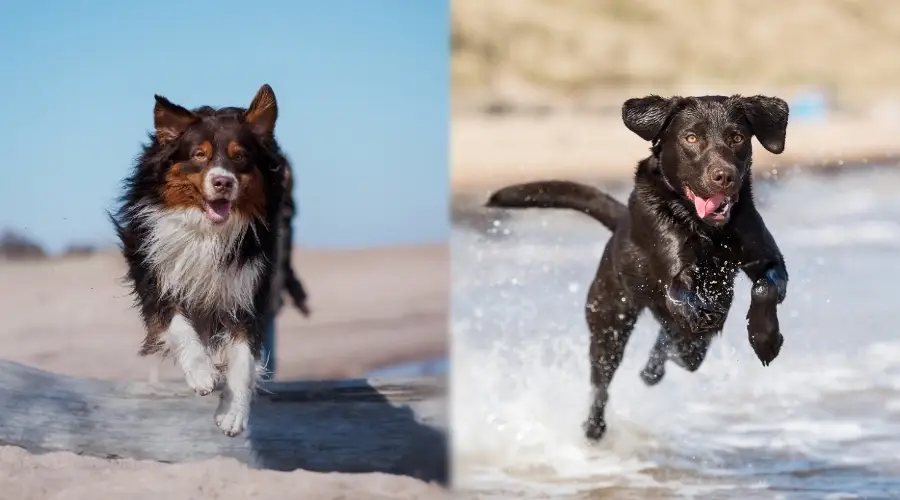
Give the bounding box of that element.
[0,360,449,486]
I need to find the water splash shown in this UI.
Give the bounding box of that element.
[452,169,900,498]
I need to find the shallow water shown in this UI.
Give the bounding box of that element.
[451,168,900,499]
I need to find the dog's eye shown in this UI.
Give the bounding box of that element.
[232,153,244,162]
[685,134,698,144]
[192,150,208,161]
[732,134,745,144]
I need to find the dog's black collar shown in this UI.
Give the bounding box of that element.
[648,148,679,195]
[656,162,679,194]
[649,113,681,195]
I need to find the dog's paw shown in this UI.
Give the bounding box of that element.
[215,409,247,437]
[747,308,783,366]
[183,355,218,396]
[640,364,665,386]
[215,393,249,437]
[583,404,608,442]
[749,330,783,366]
[583,417,607,442]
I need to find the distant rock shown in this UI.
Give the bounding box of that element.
[0,230,47,261]
[61,243,98,258]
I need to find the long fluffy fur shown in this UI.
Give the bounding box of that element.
[135,206,264,317]
[110,86,310,437]
[111,103,287,353]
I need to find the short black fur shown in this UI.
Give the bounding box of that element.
[487,94,790,442]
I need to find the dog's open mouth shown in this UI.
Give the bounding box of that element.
[684,186,736,222]
[204,198,232,224]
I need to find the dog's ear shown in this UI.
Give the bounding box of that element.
[245,84,278,138]
[740,95,789,154]
[622,95,679,142]
[153,95,197,144]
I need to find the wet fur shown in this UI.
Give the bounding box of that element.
[487,94,790,442]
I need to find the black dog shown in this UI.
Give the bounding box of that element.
[487,95,790,441]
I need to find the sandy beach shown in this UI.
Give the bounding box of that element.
[0,244,449,499]
[0,245,447,381]
[0,446,447,500]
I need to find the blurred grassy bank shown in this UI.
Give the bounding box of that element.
[451,0,900,195]
[453,0,900,112]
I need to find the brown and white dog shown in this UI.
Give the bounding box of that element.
[111,84,304,436]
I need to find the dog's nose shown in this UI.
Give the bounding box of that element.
[211,175,235,193]
[709,167,736,191]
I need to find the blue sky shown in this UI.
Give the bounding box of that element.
[0,1,448,252]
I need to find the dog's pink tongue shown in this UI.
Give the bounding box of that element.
[693,193,726,218]
[205,200,232,224]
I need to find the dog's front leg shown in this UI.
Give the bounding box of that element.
[741,258,787,366]
[215,330,263,437]
[734,214,788,366]
[162,313,218,396]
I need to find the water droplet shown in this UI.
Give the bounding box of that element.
[568,282,580,293]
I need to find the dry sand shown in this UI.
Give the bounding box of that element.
[0,245,447,381]
[0,446,448,500]
[452,112,900,196]
[0,244,449,499]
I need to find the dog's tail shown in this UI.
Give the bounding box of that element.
[486,180,627,231]
[283,257,311,317]
[277,163,311,318]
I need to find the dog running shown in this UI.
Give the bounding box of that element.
[111,84,307,436]
[486,94,790,441]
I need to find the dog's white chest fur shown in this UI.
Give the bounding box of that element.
[137,207,263,315]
